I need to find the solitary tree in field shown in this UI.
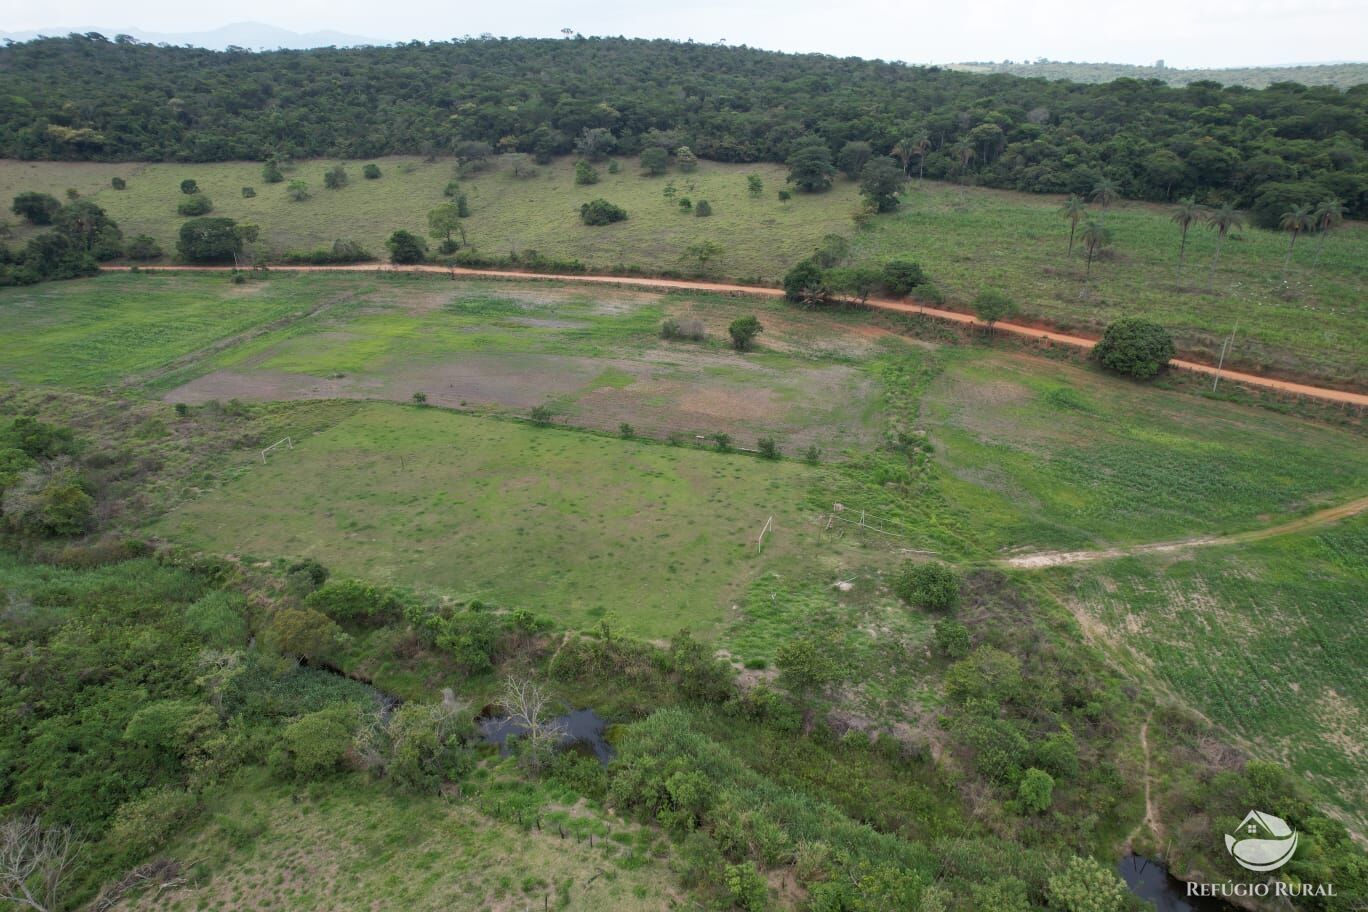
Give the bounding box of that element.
[1311,198,1345,273]
[1203,203,1244,291]
[858,157,907,212]
[746,174,763,197]
[1170,197,1205,284]
[1278,204,1313,281]
[1091,178,1119,227]
[1081,219,1109,283]
[682,240,725,274]
[428,203,466,249]
[728,315,763,351]
[973,289,1017,336]
[639,146,668,176]
[786,140,836,193]
[1058,194,1086,256]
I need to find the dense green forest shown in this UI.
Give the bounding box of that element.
[1,34,1366,217]
[952,60,1368,90]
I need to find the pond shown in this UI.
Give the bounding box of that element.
[478,708,615,763]
[1118,855,1236,912]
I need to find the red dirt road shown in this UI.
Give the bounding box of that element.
[101,264,1368,407]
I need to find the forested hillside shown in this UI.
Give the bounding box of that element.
[952,60,1368,90]
[1,34,1365,216]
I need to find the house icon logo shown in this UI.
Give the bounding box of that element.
[1225,810,1298,872]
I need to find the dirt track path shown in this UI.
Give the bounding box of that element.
[1125,714,1164,851]
[101,265,1368,408]
[1003,494,1368,569]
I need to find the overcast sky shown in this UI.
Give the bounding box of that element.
[6,0,1366,68]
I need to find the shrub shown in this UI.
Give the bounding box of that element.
[107,787,199,863]
[305,579,401,624]
[1047,856,1130,912]
[891,561,959,612]
[803,445,821,465]
[712,433,732,452]
[694,199,713,217]
[1093,318,1175,379]
[619,422,634,439]
[579,198,627,225]
[270,706,355,780]
[262,160,284,183]
[661,317,706,341]
[285,179,310,202]
[960,715,1030,784]
[777,189,792,202]
[728,315,763,351]
[724,862,767,911]
[757,437,779,460]
[176,194,213,216]
[265,607,340,662]
[385,229,427,264]
[323,165,348,190]
[362,163,382,179]
[179,179,199,195]
[1018,768,1055,813]
[574,160,599,185]
[184,590,250,648]
[111,177,127,190]
[412,391,428,405]
[1035,729,1080,779]
[640,147,668,175]
[881,259,926,295]
[529,405,554,425]
[241,186,255,198]
[678,197,692,212]
[933,619,971,658]
[125,234,163,260]
[973,288,1017,331]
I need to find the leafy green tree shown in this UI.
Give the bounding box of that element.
[858,157,906,212]
[837,140,873,180]
[506,153,537,178]
[881,259,925,295]
[775,630,844,722]
[1278,205,1313,280]
[574,160,599,185]
[728,315,763,351]
[271,706,355,780]
[693,199,712,217]
[285,179,310,201]
[892,130,931,181]
[933,619,971,658]
[1170,197,1205,282]
[756,437,780,460]
[746,174,763,197]
[452,140,493,173]
[1203,203,1244,291]
[786,139,836,193]
[427,203,466,249]
[362,163,382,179]
[241,186,255,198]
[179,179,198,195]
[973,289,1016,335]
[386,229,428,264]
[579,198,627,225]
[640,146,668,175]
[11,192,61,225]
[573,127,615,162]
[1047,856,1129,912]
[682,240,724,273]
[126,235,163,259]
[827,265,882,305]
[1093,318,1175,379]
[265,607,341,662]
[674,146,698,172]
[323,164,348,189]
[1018,768,1054,813]
[813,234,849,268]
[1058,194,1087,255]
[53,200,122,258]
[261,159,284,183]
[177,217,241,262]
[783,259,828,305]
[892,562,959,611]
[724,862,767,911]
[111,176,126,190]
[945,646,1024,705]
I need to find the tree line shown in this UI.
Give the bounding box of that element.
[0,34,1364,219]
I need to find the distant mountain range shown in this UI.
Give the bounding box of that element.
[949,59,1368,89]
[0,21,377,50]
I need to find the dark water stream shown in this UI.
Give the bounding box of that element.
[1118,855,1236,911]
[477,708,615,763]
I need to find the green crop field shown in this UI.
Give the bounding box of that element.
[1051,514,1368,833]
[4,155,1362,384]
[156,403,823,638]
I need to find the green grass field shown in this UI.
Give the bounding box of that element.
[156,403,821,638]
[1050,514,1368,834]
[3,154,1361,383]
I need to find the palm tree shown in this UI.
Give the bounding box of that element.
[1278,205,1313,281]
[951,143,975,184]
[1091,178,1119,227]
[1203,203,1244,292]
[1081,219,1109,283]
[913,132,931,182]
[1170,197,1205,284]
[891,130,930,180]
[1058,194,1087,256]
[1311,198,1345,273]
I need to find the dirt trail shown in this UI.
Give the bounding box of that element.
[1125,714,1164,850]
[1003,494,1368,569]
[100,265,1368,407]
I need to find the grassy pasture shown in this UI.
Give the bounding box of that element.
[115,775,676,912]
[1053,514,1368,834]
[3,155,1363,383]
[156,403,821,638]
[919,349,1368,551]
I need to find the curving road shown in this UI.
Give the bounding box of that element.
[100,264,1368,407]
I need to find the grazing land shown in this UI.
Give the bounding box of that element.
[4,155,1361,385]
